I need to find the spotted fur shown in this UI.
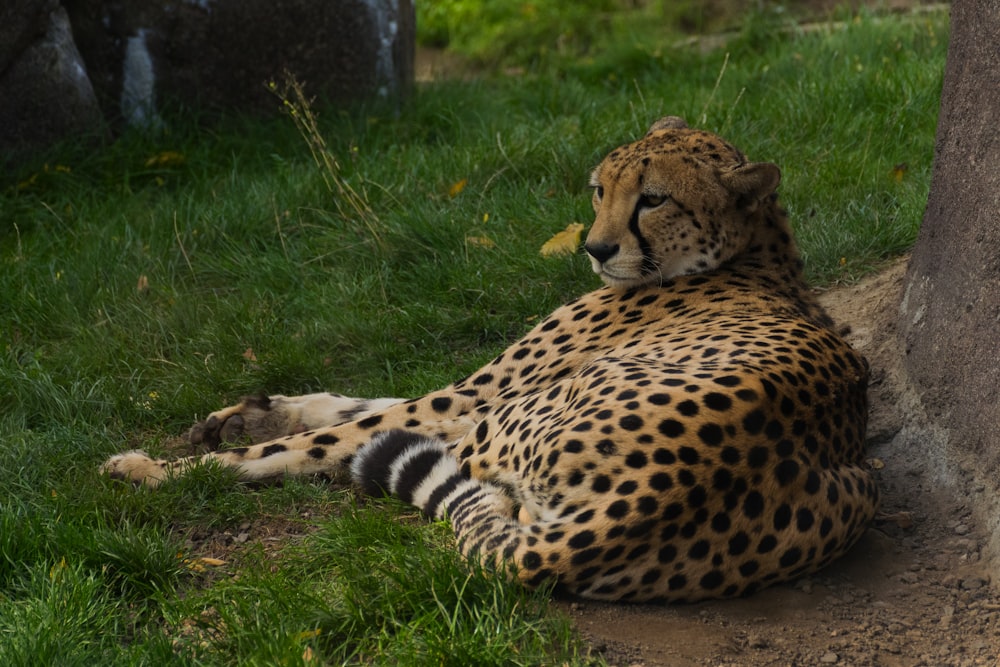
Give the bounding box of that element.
[102,117,878,602]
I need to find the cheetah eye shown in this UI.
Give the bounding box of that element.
[639,194,668,208]
[593,185,605,200]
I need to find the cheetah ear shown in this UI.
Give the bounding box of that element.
[645,116,688,136]
[720,162,781,201]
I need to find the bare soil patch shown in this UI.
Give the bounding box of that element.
[566,259,999,666]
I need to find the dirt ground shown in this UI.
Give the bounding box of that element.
[564,259,999,666]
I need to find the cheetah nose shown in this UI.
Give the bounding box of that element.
[585,242,619,264]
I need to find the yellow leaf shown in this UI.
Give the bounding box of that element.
[182,556,227,572]
[137,274,150,294]
[50,556,67,580]
[242,348,258,362]
[16,173,38,191]
[448,178,468,198]
[465,235,495,248]
[891,162,909,182]
[144,151,186,168]
[540,222,584,257]
[296,629,322,641]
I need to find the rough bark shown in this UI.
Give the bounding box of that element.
[897,0,1000,562]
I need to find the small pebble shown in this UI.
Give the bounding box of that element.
[820,652,839,663]
[954,524,970,535]
[960,576,986,590]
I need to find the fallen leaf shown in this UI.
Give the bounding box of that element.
[891,162,909,182]
[49,556,67,580]
[242,348,258,362]
[181,556,228,573]
[875,511,914,530]
[145,151,186,168]
[16,173,38,191]
[465,235,495,248]
[867,457,885,470]
[136,274,149,294]
[540,222,584,257]
[448,178,468,198]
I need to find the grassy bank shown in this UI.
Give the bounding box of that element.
[0,7,947,665]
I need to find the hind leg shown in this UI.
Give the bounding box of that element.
[187,393,405,449]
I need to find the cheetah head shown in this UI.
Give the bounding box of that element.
[585,116,781,290]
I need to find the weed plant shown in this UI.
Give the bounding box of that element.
[0,7,946,665]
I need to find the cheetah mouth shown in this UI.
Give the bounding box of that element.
[596,267,644,288]
[591,257,638,281]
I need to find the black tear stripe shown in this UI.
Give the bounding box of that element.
[628,206,656,277]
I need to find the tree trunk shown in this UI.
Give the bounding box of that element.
[897,0,1000,561]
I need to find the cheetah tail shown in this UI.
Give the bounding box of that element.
[350,429,513,521]
[350,429,526,566]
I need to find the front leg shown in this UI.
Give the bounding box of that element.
[99,433,367,488]
[187,393,405,449]
[102,389,482,487]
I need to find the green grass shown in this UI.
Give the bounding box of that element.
[1,6,946,665]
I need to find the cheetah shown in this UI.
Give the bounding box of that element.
[102,116,879,602]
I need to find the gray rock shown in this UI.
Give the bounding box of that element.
[2,0,414,163]
[0,5,105,159]
[0,0,58,73]
[64,0,415,126]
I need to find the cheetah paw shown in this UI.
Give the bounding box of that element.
[99,450,168,487]
[187,394,294,449]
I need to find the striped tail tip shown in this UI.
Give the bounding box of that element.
[350,429,465,519]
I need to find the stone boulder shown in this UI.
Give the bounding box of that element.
[64,0,414,125]
[1,0,414,162]
[0,1,105,160]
